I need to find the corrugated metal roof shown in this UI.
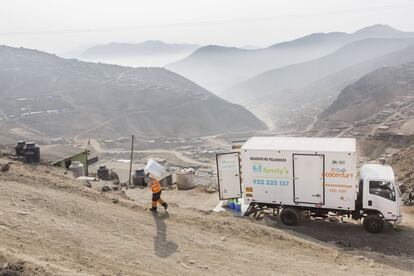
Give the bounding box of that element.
[41,144,86,164]
[242,136,356,153]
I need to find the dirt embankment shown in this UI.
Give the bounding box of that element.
[0,160,414,275]
[391,145,414,191]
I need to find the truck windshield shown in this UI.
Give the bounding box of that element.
[369,181,396,201]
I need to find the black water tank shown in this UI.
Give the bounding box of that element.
[14,140,26,156]
[132,169,146,186]
[23,142,40,163]
[97,166,111,180]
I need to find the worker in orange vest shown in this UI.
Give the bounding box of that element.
[147,173,168,212]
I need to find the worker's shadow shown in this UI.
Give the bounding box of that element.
[151,211,178,258]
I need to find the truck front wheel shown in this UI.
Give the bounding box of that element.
[280,207,300,226]
[363,215,384,233]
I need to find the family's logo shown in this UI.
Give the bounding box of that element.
[252,163,289,176]
[252,163,262,173]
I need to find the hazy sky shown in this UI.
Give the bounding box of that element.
[1,0,413,55]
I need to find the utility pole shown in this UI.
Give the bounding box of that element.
[128,134,134,187]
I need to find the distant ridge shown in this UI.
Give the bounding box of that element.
[0,45,266,139]
[167,25,414,93]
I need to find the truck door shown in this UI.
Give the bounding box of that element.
[293,154,325,204]
[216,152,242,200]
[364,179,400,221]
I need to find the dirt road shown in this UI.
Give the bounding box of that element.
[1,160,413,275]
[86,138,215,168]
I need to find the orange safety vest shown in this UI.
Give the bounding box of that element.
[150,178,161,193]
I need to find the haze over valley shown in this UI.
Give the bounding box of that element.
[1,1,414,275]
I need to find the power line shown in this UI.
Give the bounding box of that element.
[0,3,413,37]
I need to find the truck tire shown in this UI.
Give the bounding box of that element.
[280,207,300,226]
[363,215,384,234]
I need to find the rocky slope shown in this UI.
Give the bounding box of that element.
[317,62,414,127]
[0,45,266,140]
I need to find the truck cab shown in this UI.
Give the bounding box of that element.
[359,164,403,232]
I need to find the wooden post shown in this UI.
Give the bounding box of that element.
[128,134,134,187]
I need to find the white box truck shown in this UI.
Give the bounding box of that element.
[216,137,403,233]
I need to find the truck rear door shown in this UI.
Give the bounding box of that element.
[216,152,242,200]
[293,154,325,204]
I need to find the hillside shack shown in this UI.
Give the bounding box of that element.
[41,144,94,174]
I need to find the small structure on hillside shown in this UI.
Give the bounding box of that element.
[41,144,97,175]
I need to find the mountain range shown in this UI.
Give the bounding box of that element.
[80,40,201,67]
[0,45,265,140]
[166,25,414,93]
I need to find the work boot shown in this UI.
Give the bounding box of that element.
[162,202,168,210]
[149,207,157,212]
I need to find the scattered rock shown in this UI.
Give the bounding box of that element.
[112,179,120,185]
[85,181,92,188]
[363,246,373,251]
[204,187,216,194]
[180,262,190,269]
[336,240,352,248]
[110,170,119,181]
[339,265,349,271]
[112,198,119,204]
[197,265,209,270]
[101,186,111,192]
[1,262,25,273]
[220,236,227,242]
[16,211,29,216]
[0,162,10,172]
[112,186,119,191]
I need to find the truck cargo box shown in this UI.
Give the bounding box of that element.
[240,137,356,210]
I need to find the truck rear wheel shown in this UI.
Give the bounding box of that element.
[280,207,299,226]
[363,215,384,234]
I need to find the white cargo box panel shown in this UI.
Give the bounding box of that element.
[216,152,242,200]
[241,137,357,210]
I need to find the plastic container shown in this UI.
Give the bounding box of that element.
[235,203,241,212]
[69,161,85,178]
[144,159,166,179]
[176,168,195,190]
[228,200,235,209]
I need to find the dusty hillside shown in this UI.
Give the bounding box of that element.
[0,45,265,140]
[317,62,414,128]
[391,145,414,190]
[0,159,414,275]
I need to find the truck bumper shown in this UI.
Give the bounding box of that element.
[395,215,403,225]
